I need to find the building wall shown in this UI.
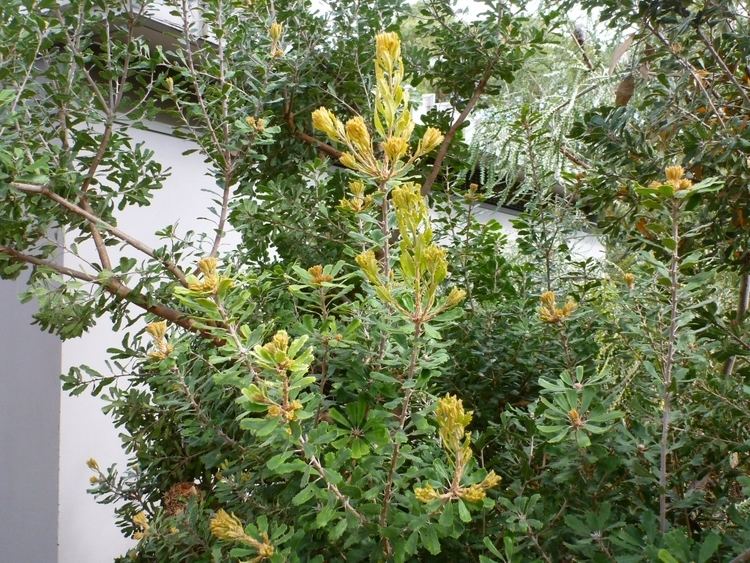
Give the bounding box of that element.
[57,123,238,563]
[0,272,61,563]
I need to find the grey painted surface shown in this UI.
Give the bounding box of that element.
[0,273,61,563]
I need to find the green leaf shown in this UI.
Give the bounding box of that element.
[419,526,441,555]
[457,499,472,523]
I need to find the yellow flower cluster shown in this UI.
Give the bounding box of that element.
[665,165,693,191]
[146,320,173,360]
[339,180,374,213]
[210,509,275,560]
[269,21,283,58]
[246,116,266,132]
[187,257,221,293]
[623,272,635,289]
[435,394,473,456]
[262,329,290,355]
[354,182,466,320]
[568,408,584,429]
[415,395,501,504]
[132,511,150,541]
[539,291,577,324]
[307,264,333,285]
[311,33,443,182]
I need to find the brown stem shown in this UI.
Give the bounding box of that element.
[0,245,205,336]
[421,63,496,196]
[11,182,188,286]
[695,28,750,107]
[284,100,343,159]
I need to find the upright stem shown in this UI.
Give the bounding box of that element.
[659,198,680,533]
[379,322,423,557]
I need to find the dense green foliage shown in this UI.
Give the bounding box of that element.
[1,0,749,561]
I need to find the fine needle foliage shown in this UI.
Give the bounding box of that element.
[1,0,749,561]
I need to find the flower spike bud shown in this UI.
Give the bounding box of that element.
[416,127,444,157]
[269,21,283,42]
[345,116,372,153]
[312,107,343,141]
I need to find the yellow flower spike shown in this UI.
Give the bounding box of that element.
[539,291,577,324]
[145,320,167,341]
[339,152,358,169]
[188,256,221,293]
[355,250,381,283]
[312,107,343,141]
[146,321,173,360]
[133,511,150,532]
[210,509,275,558]
[446,287,467,308]
[460,484,486,503]
[665,165,685,186]
[210,509,247,543]
[375,31,401,65]
[263,330,290,355]
[414,483,440,503]
[624,272,635,289]
[435,394,473,455]
[345,116,372,153]
[269,21,283,42]
[86,458,100,471]
[416,127,444,157]
[383,136,408,162]
[308,264,333,285]
[89,475,99,484]
[568,408,584,428]
[480,470,502,490]
[678,178,693,190]
[165,76,174,94]
[349,180,366,196]
[198,256,218,277]
[267,404,282,418]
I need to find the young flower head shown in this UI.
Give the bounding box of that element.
[262,330,290,355]
[269,21,283,42]
[307,264,333,285]
[414,483,440,503]
[375,31,400,64]
[210,509,275,558]
[624,272,635,289]
[345,116,372,153]
[539,291,577,324]
[446,287,467,308]
[383,136,408,161]
[435,394,473,454]
[187,256,221,293]
[339,152,358,169]
[415,127,444,157]
[355,249,381,283]
[312,107,343,141]
[339,180,374,213]
[164,76,174,94]
[146,320,173,360]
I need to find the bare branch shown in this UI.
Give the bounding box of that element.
[10,182,189,286]
[421,61,496,196]
[0,245,200,335]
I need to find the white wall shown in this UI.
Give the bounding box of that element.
[58,124,239,563]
